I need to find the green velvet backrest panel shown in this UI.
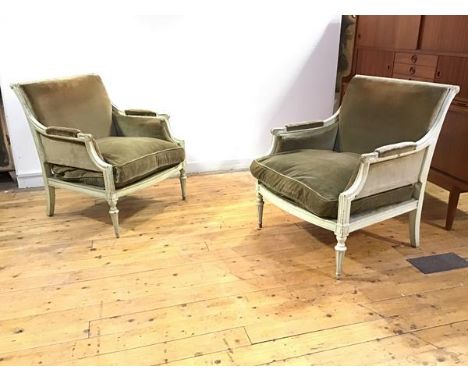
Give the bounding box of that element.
[21,74,113,139]
[337,76,448,154]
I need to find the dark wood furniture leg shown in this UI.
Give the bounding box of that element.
[445,187,460,230]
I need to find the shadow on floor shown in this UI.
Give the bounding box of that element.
[0,172,16,191]
[79,195,172,231]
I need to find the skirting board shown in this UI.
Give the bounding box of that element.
[16,158,252,188]
[186,158,251,174]
[16,171,44,188]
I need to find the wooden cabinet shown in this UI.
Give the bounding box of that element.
[355,49,394,77]
[435,56,468,101]
[420,16,468,54]
[429,107,468,229]
[431,109,468,181]
[356,16,421,50]
[343,15,468,230]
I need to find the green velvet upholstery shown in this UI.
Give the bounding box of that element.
[124,109,158,117]
[250,149,415,219]
[45,126,82,138]
[113,113,172,141]
[274,121,339,153]
[337,76,448,154]
[52,137,185,188]
[21,74,113,139]
[40,133,102,171]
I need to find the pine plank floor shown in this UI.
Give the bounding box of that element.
[0,171,467,365]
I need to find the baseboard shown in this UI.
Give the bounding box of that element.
[186,158,251,174]
[15,158,252,188]
[16,172,44,188]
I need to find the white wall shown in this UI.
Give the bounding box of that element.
[0,11,340,188]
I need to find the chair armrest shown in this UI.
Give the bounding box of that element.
[340,144,427,208]
[113,112,175,142]
[125,109,158,117]
[45,126,81,138]
[38,129,110,173]
[112,107,182,146]
[375,142,417,158]
[284,120,324,132]
[270,120,339,154]
[267,111,340,154]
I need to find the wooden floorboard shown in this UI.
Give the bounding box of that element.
[0,171,467,365]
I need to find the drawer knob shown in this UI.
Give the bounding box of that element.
[409,66,416,75]
[411,55,418,63]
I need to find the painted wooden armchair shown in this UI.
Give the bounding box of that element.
[251,75,459,278]
[11,74,186,238]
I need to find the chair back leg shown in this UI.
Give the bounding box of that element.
[46,185,56,217]
[179,168,187,200]
[409,207,421,247]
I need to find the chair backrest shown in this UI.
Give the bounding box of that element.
[337,75,453,154]
[18,74,112,139]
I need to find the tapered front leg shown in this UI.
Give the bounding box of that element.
[256,192,264,229]
[180,168,187,200]
[334,234,348,279]
[108,195,120,238]
[45,185,55,217]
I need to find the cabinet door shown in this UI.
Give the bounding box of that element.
[355,49,394,77]
[432,108,468,183]
[420,16,468,54]
[356,16,421,50]
[435,56,468,101]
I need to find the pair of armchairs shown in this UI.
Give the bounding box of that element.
[12,74,458,279]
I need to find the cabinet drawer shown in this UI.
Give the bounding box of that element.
[392,73,431,82]
[394,53,438,67]
[393,62,436,80]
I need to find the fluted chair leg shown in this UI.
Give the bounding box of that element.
[108,196,120,238]
[257,193,264,229]
[334,235,348,279]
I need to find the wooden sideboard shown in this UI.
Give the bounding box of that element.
[342,15,468,230]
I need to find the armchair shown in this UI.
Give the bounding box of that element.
[251,75,459,278]
[11,74,187,237]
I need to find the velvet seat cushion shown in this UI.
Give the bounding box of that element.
[52,137,185,188]
[250,149,415,219]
